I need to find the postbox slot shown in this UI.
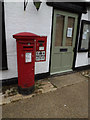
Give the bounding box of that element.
[38,40,44,43]
[23,46,33,48]
[23,46,34,51]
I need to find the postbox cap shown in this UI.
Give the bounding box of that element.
[13,32,40,40]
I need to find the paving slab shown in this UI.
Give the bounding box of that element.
[49,72,88,88]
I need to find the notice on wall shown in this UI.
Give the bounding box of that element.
[25,52,32,63]
[82,32,87,40]
[36,51,45,61]
[67,28,73,38]
[87,29,89,33]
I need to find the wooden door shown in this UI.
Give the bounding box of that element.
[50,10,78,74]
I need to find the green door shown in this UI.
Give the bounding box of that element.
[50,10,78,75]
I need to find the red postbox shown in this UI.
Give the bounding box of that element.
[13,32,40,94]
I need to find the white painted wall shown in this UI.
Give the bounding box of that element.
[75,10,90,67]
[1,2,53,80]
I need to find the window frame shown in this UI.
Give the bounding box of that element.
[88,37,90,58]
[1,2,8,70]
[78,20,90,53]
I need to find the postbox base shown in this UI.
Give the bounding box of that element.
[18,85,35,95]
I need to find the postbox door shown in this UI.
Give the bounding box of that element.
[19,44,35,88]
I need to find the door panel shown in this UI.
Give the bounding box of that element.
[52,54,61,69]
[50,10,78,74]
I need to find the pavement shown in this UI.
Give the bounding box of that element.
[2,71,89,118]
[2,80,57,105]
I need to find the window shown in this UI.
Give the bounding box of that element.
[55,14,65,46]
[78,20,90,53]
[66,17,75,46]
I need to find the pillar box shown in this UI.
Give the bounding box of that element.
[13,32,40,94]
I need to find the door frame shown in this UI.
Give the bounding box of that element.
[49,8,81,75]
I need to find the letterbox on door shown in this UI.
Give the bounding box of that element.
[13,32,40,94]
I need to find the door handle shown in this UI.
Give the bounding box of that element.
[73,48,75,52]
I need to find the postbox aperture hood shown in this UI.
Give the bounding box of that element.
[13,32,40,40]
